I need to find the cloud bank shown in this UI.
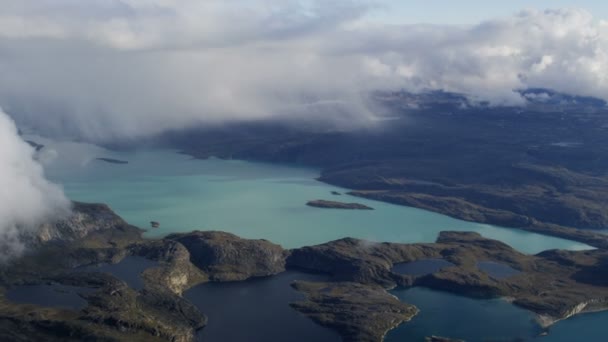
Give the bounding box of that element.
[0,109,70,261]
[0,2,606,140]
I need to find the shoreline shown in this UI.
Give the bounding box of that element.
[182,152,608,251]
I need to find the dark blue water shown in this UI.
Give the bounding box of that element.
[184,271,342,342]
[6,284,95,310]
[386,287,542,342]
[477,261,521,280]
[392,259,455,276]
[542,311,608,341]
[80,256,158,290]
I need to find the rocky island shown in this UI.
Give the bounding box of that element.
[2,202,608,341]
[307,200,373,210]
[290,281,418,342]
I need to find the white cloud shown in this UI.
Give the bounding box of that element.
[0,3,606,141]
[0,109,70,262]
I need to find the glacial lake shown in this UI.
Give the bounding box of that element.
[30,136,604,341]
[33,136,590,254]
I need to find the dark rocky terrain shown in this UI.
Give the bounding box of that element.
[162,90,608,247]
[4,201,608,341]
[165,231,287,282]
[0,204,205,342]
[287,231,608,328]
[306,200,374,210]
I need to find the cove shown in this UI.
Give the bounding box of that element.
[33,136,592,254]
[78,256,158,290]
[184,271,341,342]
[386,287,542,342]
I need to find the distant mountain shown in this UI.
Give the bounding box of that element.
[519,88,607,107]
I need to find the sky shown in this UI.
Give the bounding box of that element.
[373,1,608,24]
[1,0,608,259]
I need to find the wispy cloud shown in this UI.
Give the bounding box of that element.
[0,109,70,261]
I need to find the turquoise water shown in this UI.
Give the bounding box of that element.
[33,137,591,254]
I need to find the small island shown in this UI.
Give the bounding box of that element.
[95,157,129,164]
[306,200,373,210]
[26,140,45,151]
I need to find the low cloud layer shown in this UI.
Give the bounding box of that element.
[0,2,607,140]
[0,109,70,261]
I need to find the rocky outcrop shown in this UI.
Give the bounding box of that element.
[290,281,418,342]
[287,237,441,287]
[306,200,373,210]
[166,231,287,282]
[129,240,208,295]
